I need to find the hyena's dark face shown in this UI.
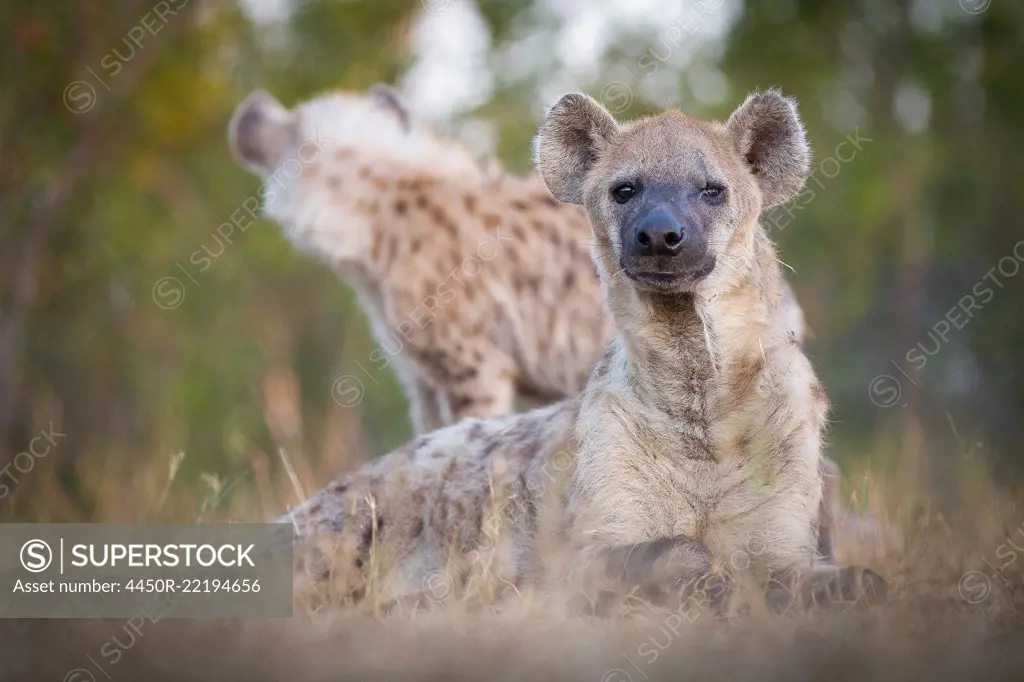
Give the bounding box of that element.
[595,117,731,291]
[536,90,810,295]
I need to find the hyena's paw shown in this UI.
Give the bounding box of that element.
[605,536,712,589]
[570,537,715,617]
[641,568,734,619]
[766,565,887,613]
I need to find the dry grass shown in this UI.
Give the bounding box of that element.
[5,583,1024,681]
[5,447,1024,681]
[5,380,1024,680]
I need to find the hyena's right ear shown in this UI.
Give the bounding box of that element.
[369,83,411,132]
[535,93,619,205]
[228,90,298,175]
[725,89,810,209]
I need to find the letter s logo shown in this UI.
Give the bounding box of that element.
[20,539,52,573]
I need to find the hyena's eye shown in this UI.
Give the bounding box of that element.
[701,184,725,202]
[611,183,637,204]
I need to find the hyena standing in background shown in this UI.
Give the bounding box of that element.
[233,88,888,609]
[229,84,607,434]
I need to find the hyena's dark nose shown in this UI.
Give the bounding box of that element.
[632,209,685,257]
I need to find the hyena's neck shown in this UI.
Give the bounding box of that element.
[600,228,784,416]
[606,289,716,418]
[303,136,485,282]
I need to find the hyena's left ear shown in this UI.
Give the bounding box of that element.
[535,93,620,205]
[228,90,298,174]
[369,83,411,132]
[726,89,810,209]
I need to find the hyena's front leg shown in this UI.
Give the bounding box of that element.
[766,564,887,612]
[604,535,712,589]
[754,483,886,610]
[572,536,725,616]
[720,460,885,609]
[764,470,886,611]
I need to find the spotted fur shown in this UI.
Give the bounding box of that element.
[229,87,606,432]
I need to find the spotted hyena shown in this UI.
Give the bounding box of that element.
[262,90,885,610]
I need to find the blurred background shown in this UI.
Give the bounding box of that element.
[2,0,1022,523]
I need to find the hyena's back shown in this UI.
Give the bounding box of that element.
[281,401,578,596]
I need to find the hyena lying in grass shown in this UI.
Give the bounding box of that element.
[239,89,887,611]
[228,84,897,567]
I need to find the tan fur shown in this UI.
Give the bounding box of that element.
[260,91,885,608]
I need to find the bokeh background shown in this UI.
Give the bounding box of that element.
[3,0,1022,523]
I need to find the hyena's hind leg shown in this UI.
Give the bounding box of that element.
[431,341,517,424]
[407,375,449,435]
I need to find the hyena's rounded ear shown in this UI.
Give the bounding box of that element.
[228,90,298,174]
[726,89,811,209]
[369,83,411,132]
[535,93,620,205]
